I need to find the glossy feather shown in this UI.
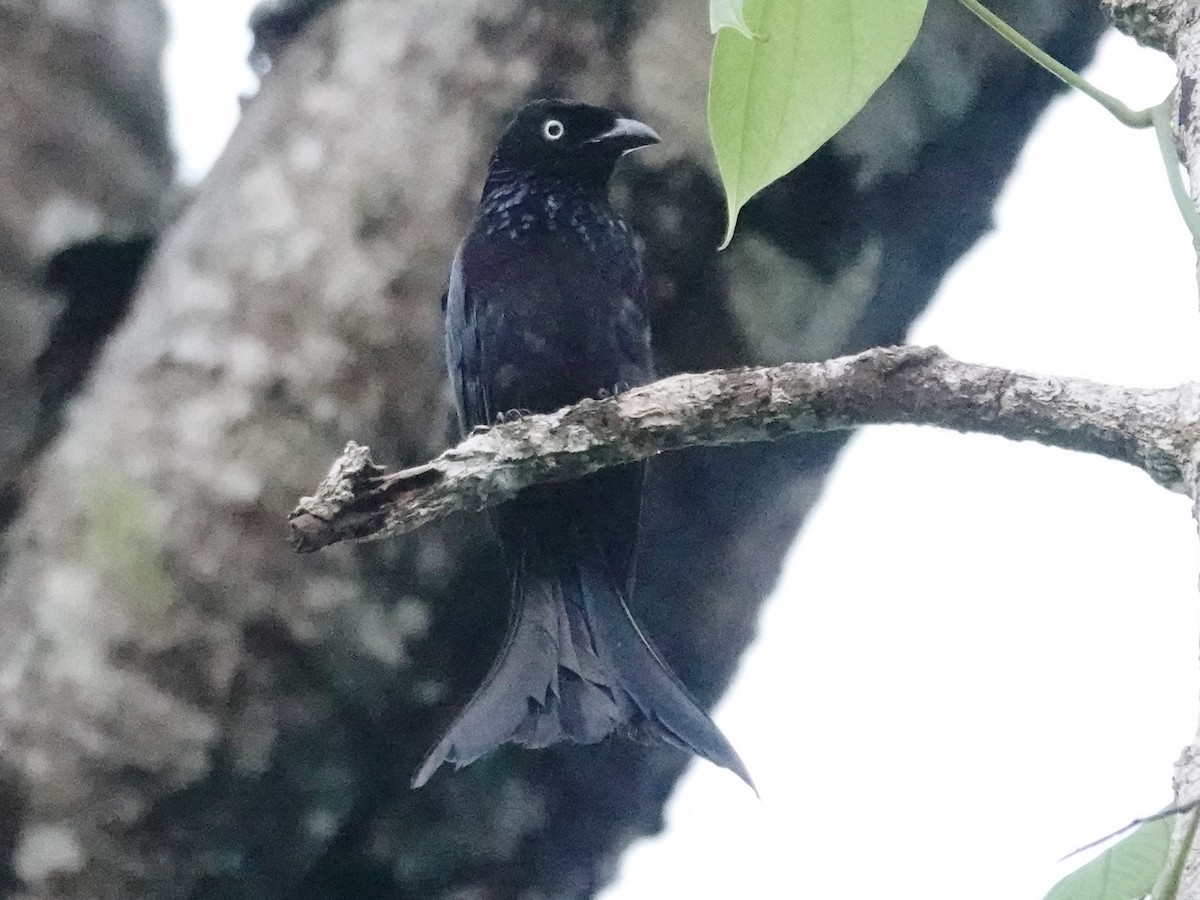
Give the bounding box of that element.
[417,99,752,790]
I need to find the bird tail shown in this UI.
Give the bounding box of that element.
[412,539,754,790]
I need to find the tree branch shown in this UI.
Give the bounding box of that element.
[1102,2,1200,894]
[289,344,1200,552]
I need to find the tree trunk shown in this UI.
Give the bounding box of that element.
[0,0,1106,896]
[0,0,169,527]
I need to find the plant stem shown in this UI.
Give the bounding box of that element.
[1152,98,1200,249]
[1151,805,1200,900]
[953,0,1154,128]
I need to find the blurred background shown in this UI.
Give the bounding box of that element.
[0,0,1193,897]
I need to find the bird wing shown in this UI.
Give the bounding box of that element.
[453,231,653,419]
[443,247,492,430]
[451,224,654,583]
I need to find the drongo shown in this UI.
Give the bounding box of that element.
[416,99,752,790]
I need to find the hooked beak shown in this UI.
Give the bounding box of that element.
[587,117,661,154]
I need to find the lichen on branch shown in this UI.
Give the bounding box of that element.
[290,344,1200,552]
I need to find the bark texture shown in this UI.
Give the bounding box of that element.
[293,345,1200,553]
[0,0,1107,896]
[0,0,168,526]
[1111,0,1200,895]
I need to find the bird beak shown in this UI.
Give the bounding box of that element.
[588,117,661,153]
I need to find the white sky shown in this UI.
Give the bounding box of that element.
[163,2,258,183]
[608,32,1200,900]
[164,11,1200,899]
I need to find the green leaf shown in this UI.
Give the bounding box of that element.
[1045,817,1175,900]
[710,0,757,40]
[708,0,928,247]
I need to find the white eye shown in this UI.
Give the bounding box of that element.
[542,118,565,141]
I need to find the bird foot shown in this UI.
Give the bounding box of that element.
[596,381,630,400]
[494,408,531,425]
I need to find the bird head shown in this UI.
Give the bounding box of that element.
[487,99,660,188]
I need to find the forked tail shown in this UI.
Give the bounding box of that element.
[412,543,754,790]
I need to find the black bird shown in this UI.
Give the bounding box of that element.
[414,99,753,790]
